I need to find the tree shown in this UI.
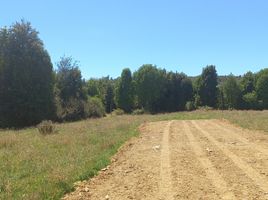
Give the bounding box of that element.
[55,56,87,121]
[115,68,134,113]
[56,56,86,101]
[105,84,115,113]
[133,65,165,113]
[196,65,218,107]
[0,20,54,127]
[160,72,193,112]
[223,75,241,109]
[256,70,268,109]
[240,71,255,94]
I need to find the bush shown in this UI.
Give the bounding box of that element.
[185,101,195,111]
[111,108,125,115]
[85,97,105,118]
[37,120,56,135]
[132,108,145,115]
[55,97,86,121]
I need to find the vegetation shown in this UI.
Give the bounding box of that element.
[115,68,134,113]
[1,20,268,128]
[0,20,54,128]
[1,110,268,199]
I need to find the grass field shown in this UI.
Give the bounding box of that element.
[0,110,268,199]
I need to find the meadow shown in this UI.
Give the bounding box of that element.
[1,110,268,200]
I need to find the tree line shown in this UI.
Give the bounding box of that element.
[1,21,268,128]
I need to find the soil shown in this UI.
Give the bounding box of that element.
[63,119,268,199]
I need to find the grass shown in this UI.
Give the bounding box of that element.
[0,110,268,199]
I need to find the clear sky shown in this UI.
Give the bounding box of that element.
[1,0,268,78]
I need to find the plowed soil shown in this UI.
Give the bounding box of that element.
[63,120,268,199]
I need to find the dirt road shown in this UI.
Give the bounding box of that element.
[63,120,268,199]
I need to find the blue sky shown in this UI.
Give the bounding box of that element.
[1,0,268,78]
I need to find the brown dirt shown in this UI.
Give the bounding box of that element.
[63,120,268,199]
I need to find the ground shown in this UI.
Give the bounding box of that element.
[63,119,268,200]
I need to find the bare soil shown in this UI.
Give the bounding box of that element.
[63,120,268,199]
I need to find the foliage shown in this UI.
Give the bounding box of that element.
[133,65,163,113]
[256,70,268,109]
[240,71,255,94]
[196,65,218,107]
[55,56,87,121]
[222,75,241,109]
[185,101,195,111]
[242,92,259,110]
[37,120,56,135]
[112,108,125,115]
[105,84,115,113]
[115,68,134,113]
[132,108,145,115]
[0,20,55,127]
[85,97,105,118]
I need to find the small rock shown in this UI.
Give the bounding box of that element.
[206,148,213,153]
[84,187,89,192]
[105,194,109,199]
[101,167,108,171]
[152,145,160,151]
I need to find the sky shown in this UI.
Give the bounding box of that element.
[1,0,268,79]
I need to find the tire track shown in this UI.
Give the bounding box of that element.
[207,120,268,156]
[183,121,236,199]
[159,121,174,200]
[192,121,268,194]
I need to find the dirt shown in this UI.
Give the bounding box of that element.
[63,120,268,199]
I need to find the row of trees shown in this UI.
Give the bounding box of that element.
[1,21,268,128]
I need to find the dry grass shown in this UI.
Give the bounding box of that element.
[0,110,268,199]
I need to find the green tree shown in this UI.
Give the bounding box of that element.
[55,56,87,121]
[196,65,218,107]
[105,84,115,113]
[240,71,255,94]
[134,65,165,113]
[256,70,268,108]
[223,75,241,109]
[0,20,54,127]
[115,68,134,113]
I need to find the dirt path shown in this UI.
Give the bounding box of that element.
[63,120,268,200]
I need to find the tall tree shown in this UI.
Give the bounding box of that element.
[115,68,134,113]
[256,69,268,109]
[223,75,241,109]
[240,71,255,94]
[105,84,115,113]
[134,64,165,113]
[55,56,87,121]
[196,65,218,107]
[0,20,54,127]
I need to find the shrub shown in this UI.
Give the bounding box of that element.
[185,101,195,111]
[111,108,125,115]
[132,108,145,115]
[37,120,56,135]
[85,97,105,118]
[55,97,86,121]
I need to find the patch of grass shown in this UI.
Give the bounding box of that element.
[0,110,268,199]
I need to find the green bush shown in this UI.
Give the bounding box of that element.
[185,101,195,111]
[85,97,105,118]
[37,120,56,135]
[132,108,145,115]
[55,97,86,121]
[111,108,125,115]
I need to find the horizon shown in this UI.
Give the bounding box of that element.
[1,0,268,79]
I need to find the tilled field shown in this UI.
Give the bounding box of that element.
[64,120,268,199]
